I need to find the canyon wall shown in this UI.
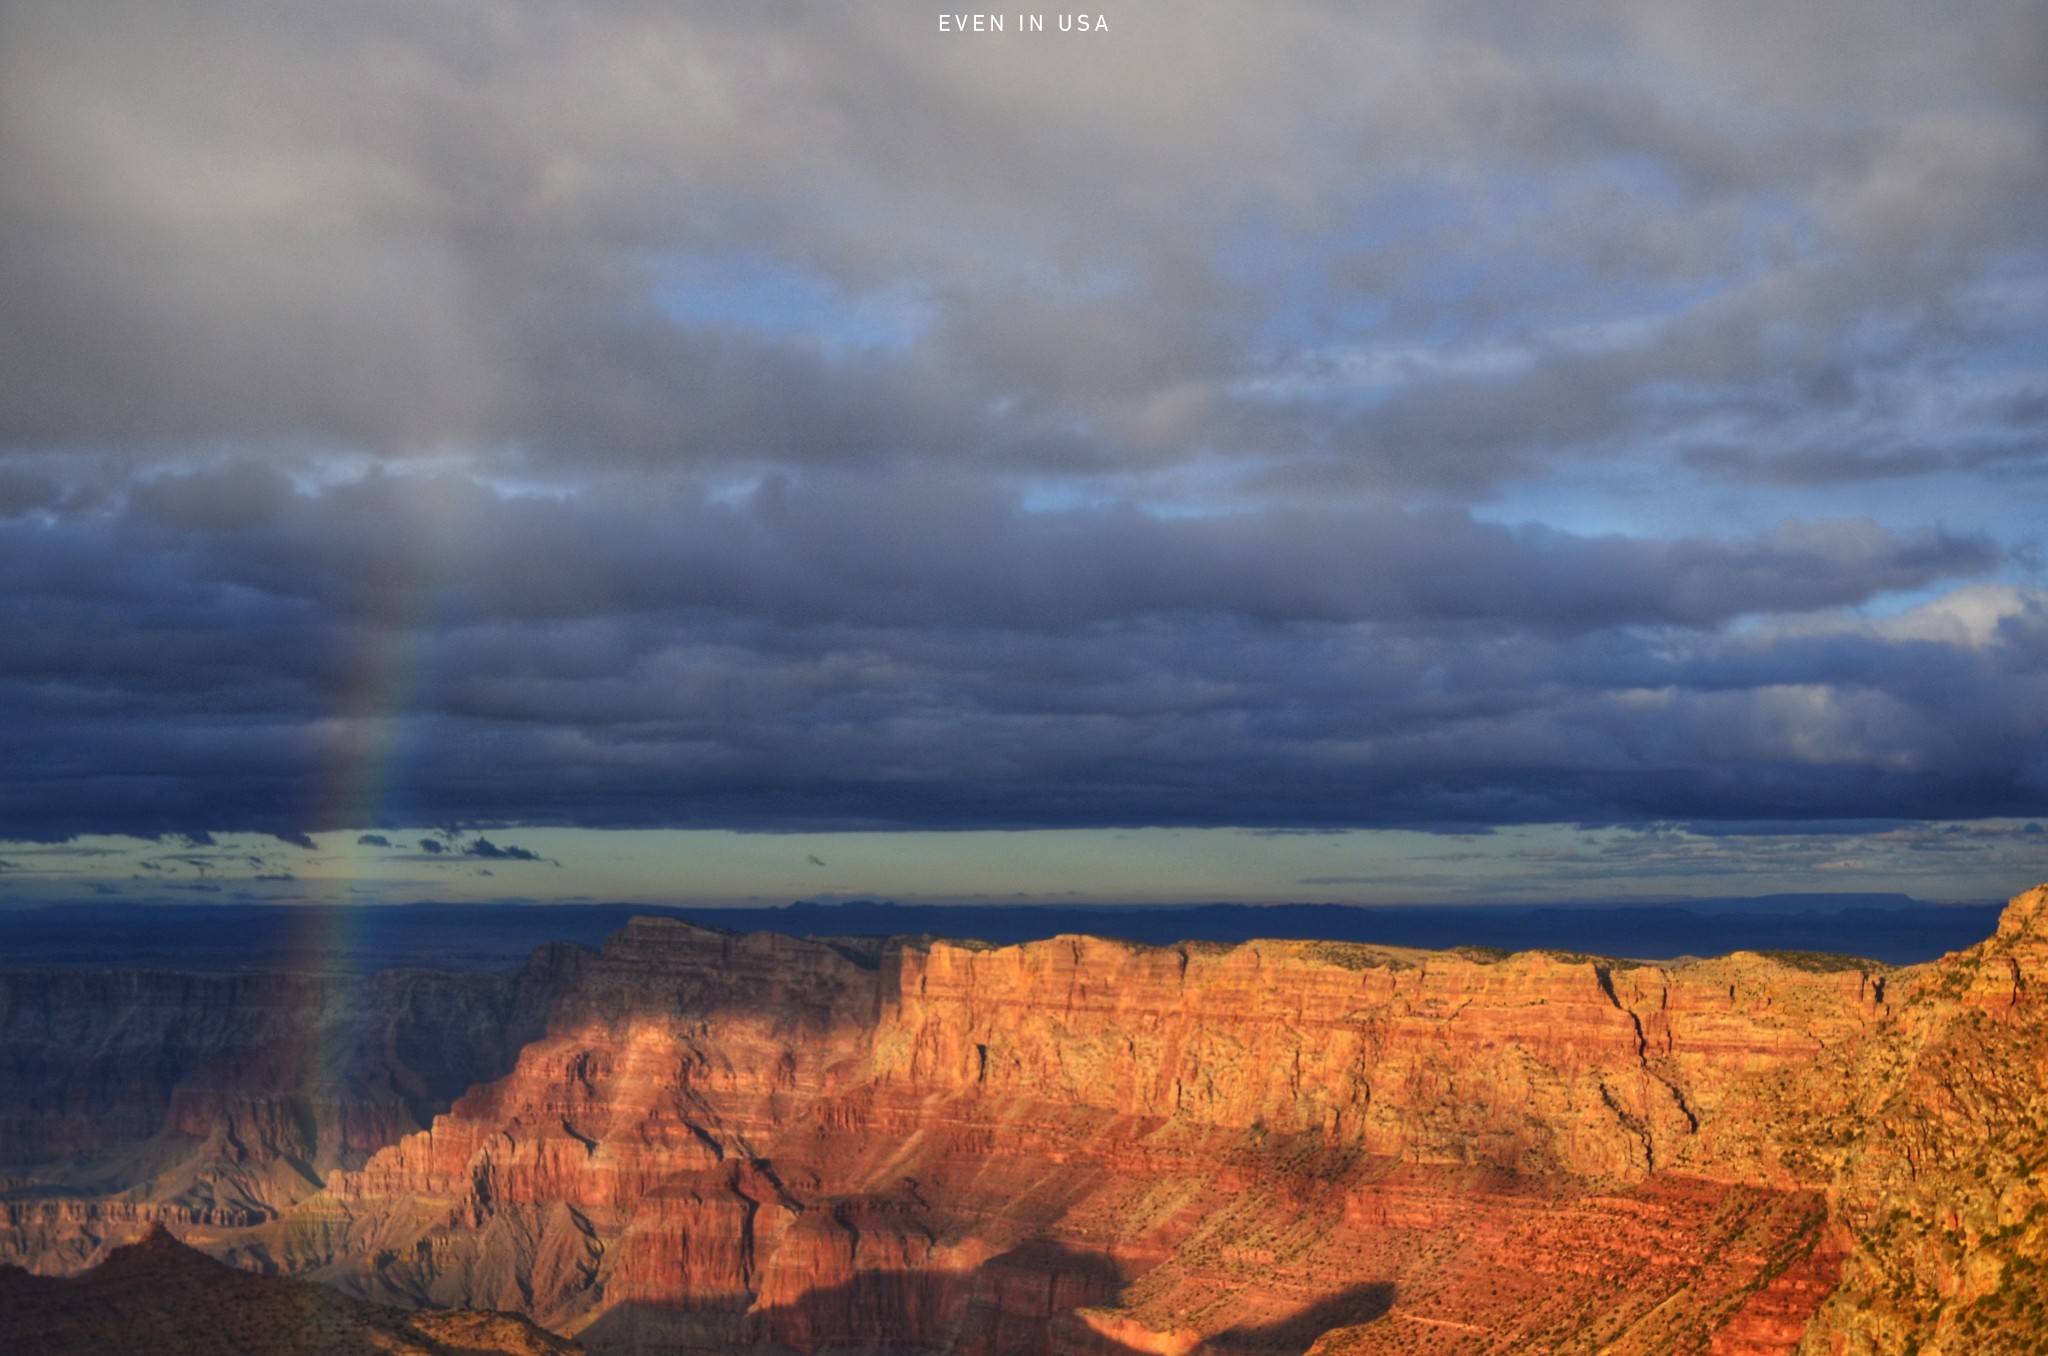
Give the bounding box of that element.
[279,925,1888,1352]
[3,892,2044,1354]
[1786,885,2048,1356]
[0,944,583,1270]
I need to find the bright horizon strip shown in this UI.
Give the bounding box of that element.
[1,823,2044,908]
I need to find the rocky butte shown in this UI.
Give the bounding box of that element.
[4,886,2046,1354]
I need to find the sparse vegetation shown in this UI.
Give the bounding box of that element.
[1302,941,1398,971]
[1753,949,1889,974]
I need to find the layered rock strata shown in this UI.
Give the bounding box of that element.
[0,947,582,1271]
[1783,885,2048,1356]
[287,925,1883,1352]
[6,890,2046,1354]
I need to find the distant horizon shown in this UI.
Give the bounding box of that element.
[2,824,2042,912]
[0,891,2015,971]
[0,887,2013,912]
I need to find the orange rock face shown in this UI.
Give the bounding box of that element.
[1785,884,2048,1356]
[6,891,2046,1354]
[254,923,1889,1352]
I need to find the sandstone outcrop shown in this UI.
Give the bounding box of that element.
[4,890,2045,1353]
[277,925,1889,1352]
[1786,884,2048,1356]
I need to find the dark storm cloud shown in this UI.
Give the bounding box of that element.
[0,0,2042,840]
[0,472,2041,838]
[463,838,546,862]
[0,465,67,516]
[63,464,2001,630]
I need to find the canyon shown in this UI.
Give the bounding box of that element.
[4,888,2046,1355]
[0,1224,580,1355]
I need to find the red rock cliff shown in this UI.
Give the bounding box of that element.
[268,919,1900,1353]
[9,892,2043,1355]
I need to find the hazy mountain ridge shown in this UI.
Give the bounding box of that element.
[0,897,2003,975]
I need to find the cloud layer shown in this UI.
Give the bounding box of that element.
[0,0,2043,841]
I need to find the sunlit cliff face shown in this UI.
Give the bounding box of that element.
[7,887,2047,1353]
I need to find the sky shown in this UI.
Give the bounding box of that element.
[0,0,2045,907]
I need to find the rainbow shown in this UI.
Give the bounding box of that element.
[281,515,451,1114]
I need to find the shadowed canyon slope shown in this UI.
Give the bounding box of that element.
[4,889,2047,1355]
[0,1224,581,1355]
[0,950,584,1270]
